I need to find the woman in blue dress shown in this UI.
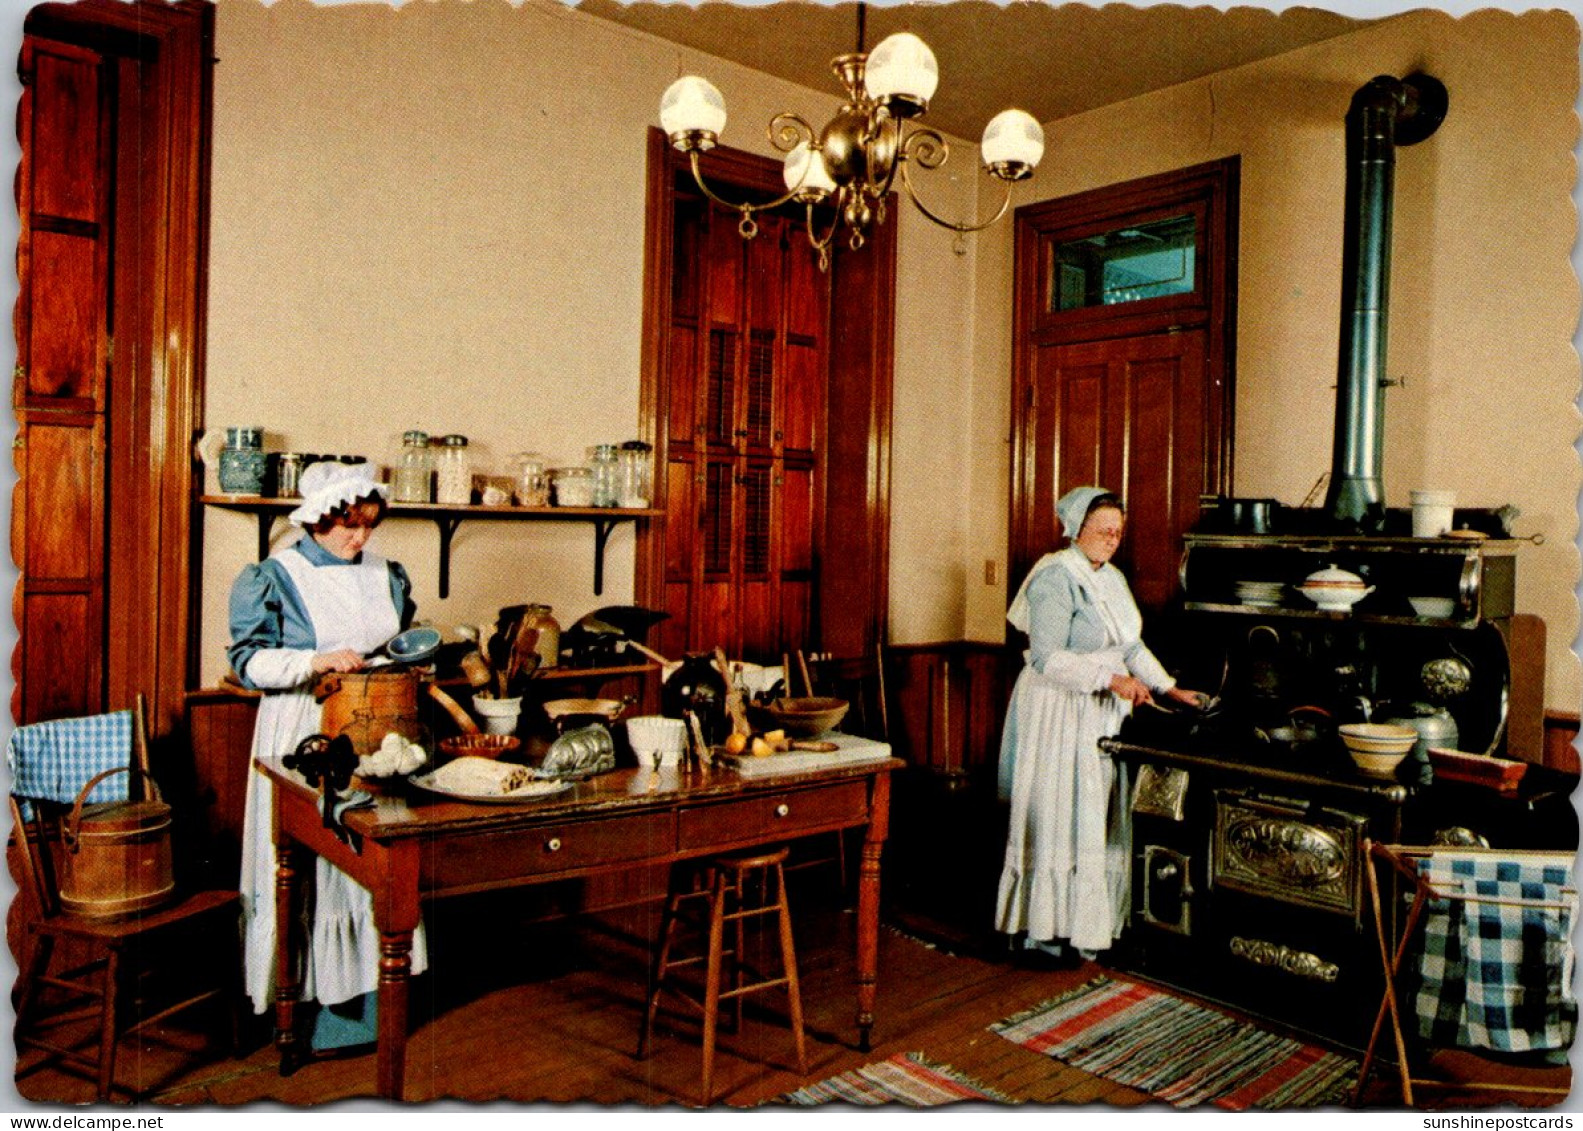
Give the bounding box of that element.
[996,486,1201,963]
[229,459,428,1052]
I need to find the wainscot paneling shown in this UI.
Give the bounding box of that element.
[886,642,1016,783]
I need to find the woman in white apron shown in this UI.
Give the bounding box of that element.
[228,460,428,1051]
[995,487,1202,963]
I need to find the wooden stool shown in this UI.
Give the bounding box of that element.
[638,847,808,1105]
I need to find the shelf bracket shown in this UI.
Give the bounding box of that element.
[256,513,275,561]
[434,516,463,599]
[592,518,617,596]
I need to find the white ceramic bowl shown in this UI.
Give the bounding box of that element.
[625,715,686,758]
[1408,596,1456,619]
[1338,723,1418,755]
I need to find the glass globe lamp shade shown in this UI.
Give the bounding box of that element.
[981,109,1045,179]
[864,32,938,115]
[783,142,837,200]
[660,75,727,148]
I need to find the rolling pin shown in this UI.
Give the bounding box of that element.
[428,683,481,734]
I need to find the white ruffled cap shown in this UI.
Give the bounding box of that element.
[287,460,389,526]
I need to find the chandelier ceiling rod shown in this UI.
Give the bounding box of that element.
[657,2,1045,271]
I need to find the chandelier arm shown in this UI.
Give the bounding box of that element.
[862,113,906,201]
[897,159,1017,235]
[805,197,841,254]
[686,150,808,236]
[768,112,818,154]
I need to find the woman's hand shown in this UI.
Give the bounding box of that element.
[1109,674,1154,706]
[1164,686,1208,710]
[311,648,365,675]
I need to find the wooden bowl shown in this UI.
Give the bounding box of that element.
[748,696,849,738]
[438,733,521,761]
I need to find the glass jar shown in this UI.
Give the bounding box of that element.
[218,426,267,494]
[551,466,594,507]
[512,452,550,507]
[434,434,473,505]
[616,440,653,508]
[588,444,620,507]
[523,603,561,670]
[392,430,432,503]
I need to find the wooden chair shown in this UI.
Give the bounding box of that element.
[1353,840,1575,1106]
[9,696,242,1102]
[638,847,808,1105]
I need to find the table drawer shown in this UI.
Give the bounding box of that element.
[423,811,677,891]
[679,780,869,851]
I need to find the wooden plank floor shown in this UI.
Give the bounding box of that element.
[10,871,1571,1109]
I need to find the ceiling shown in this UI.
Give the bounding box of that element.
[576,1,1380,142]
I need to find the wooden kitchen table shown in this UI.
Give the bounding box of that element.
[262,742,900,1100]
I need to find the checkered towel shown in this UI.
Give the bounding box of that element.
[1412,852,1576,1053]
[6,710,133,812]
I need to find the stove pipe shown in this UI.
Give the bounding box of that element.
[1324,73,1448,529]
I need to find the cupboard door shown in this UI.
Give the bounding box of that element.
[14,36,111,723]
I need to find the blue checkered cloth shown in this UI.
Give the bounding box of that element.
[1411,852,1576,1053]
[6,710,133,814]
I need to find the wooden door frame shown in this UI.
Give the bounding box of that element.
[16,0,213,735]
[638,127,895,662]
[1009,158,1238,590]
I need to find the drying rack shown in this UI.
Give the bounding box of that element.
[1354,840,1576,1106]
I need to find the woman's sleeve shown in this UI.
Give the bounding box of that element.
[1125,639,1177,694]
[1026,568,1123,693]
[227,562,316,691]
[389,561,416,630]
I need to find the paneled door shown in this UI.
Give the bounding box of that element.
[1029,330,1209,611]
[1011,158,1238,614]
[13,2,212,731]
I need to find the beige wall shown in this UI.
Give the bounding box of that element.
[957,8,1583,710]
[202,2,1579,711]
[201,0,974,682]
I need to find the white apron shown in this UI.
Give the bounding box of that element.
[995,552,1136,952]
[239,548,428,1014]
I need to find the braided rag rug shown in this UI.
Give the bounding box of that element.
[779,1052,1014,1106]
[991,975,1357,1110]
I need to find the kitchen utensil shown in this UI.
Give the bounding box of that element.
[379,625,442,665]
[626,715,688,767]
[662,654,729,745]
[1421,656,1473,701]
[437,733,521,761]
[59,767,175,917]
[1410,489,1456,538]
[716,647,752,736]
[460,649,493,689]
[428,684,480,734]
[542,698,625,723]
[472,694,522,736]
[539,724,616,780]
[748,696,849,738]
[316,669,428,756]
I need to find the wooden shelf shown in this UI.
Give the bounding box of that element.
[201,495,663,598]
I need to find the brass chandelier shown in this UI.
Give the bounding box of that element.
[657,7,1045,270]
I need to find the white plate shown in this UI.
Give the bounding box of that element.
[408,772,573,805]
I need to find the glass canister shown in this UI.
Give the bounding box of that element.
[392,430,432,503]
[512,452,550,507]
[588,444,620,507]
[551,465,594,507]
[273,452,304,498]
[434,434,473,505]
[218,426,267,494]
[616,440,653,508]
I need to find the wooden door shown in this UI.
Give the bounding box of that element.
[1031,330,1208,610]
[1011,159,1237,614]
[14,36,112,724]
[640,129,892,667]
[14,2,213,732]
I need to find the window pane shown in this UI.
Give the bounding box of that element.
[1049,213,1197,312]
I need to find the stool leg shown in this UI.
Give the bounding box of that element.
[96,946,122,1102]
[699,868,728,1106]
[729,869,745,1035]
[773,862,807,1074]
[640,879,687,1061]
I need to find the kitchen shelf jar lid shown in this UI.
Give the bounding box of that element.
[439,433,469,446]
[402,429,430,444]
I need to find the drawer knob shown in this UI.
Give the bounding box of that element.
[774,803,790,818]
[546,837,563,852]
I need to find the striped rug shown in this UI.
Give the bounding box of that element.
[991,975,1358,1109]
[779,1051,1016,1106]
